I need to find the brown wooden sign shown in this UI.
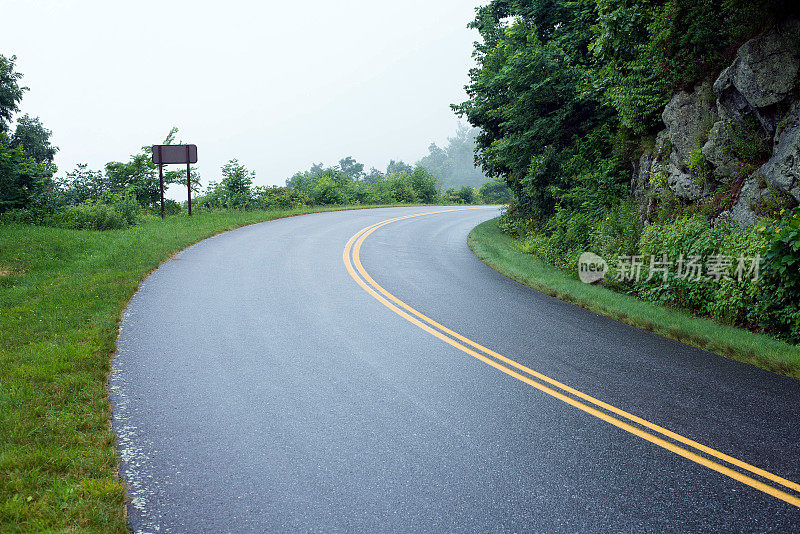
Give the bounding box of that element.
[151,144,198,218]
[151,144,197,165]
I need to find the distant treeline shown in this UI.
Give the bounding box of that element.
[1,53,510,231]
[416,124,488,189]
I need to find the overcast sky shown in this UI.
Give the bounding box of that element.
[3,0,483,195]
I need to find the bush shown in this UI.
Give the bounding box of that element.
[515,208,597,273]
[409,167,438,203]
[251,186,308,209]
[387,174,418,203]
[590,201,643,266]
[709,225,768,326]
[54,190,141,230]
[635,216,724,312]
[758,210,800,342]
[58,202,127,230]
[309,175,347,205]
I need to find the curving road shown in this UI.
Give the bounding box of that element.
[111,206,800,532]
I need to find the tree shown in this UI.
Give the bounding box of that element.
[338,156,364,179]
[0,132,53,211]
[219,159,255,208]
[104,153,159,207]
[416,124,488,189]
[11,114,58,163]
[453,0,621,219]
[362,167,383,185]
[0,55,27,134]
[103,127,190,207]
[386,159,412,175]
[57,163,108,204]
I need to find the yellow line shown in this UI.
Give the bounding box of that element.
[343,209,800,509]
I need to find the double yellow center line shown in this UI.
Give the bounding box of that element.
[343,208,800,509]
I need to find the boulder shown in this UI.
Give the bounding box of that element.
[720,173,764,228]
[666,161,704,201]
[758,104,800,201]
[721,22,800,109]
[702,120,742,180]
[661,83,717,163]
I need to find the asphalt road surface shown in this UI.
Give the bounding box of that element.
[111,206,800,532]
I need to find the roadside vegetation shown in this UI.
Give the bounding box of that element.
[456,0,800,349]
[469,218,800,377]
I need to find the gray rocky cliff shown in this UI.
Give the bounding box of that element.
[633,21,800,227]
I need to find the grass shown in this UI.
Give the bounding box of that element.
[0,204,427,532]
[468,218,800,378]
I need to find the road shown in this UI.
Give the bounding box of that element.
[111,206,800,532]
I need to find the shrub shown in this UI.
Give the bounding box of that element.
[409,167,438,203]
[456,186,475,205]
[497,198,532,236]
[309,175,347,205]
[53,190,141,230]
[387,174,418,203]
[590,200,643,264]
[544,208,595,256]
[758,210,800,342]
[707,224,768,326]
[251,186,308,209]
[635,216,724,312]
[58,201,127,230]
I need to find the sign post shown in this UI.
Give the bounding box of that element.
[151,144,198,218]
[185,145,192,216]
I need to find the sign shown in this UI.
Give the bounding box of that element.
[151,144,198,165]
[150,144,198,218]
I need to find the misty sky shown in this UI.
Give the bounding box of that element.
[3,0,484,196]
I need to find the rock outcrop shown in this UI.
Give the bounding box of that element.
[759,102,800,201]
[661,82,717,163]
[634,20,800,227]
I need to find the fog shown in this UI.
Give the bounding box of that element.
[2,0,483,195]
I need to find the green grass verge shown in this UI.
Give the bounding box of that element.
[468,218,800,379]
[0,204,428,532]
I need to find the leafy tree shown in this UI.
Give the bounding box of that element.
[338,156,364,179]
[0,55,26,134]
[11,114,58,163]
[219,158,255,208]
[454,0,622,220]
[363,167,384,185]
[57,163,108,205]
[104,152,159,207]
[0,132,54,211]
[103,127,191,207]
[416,124,488,189]
[386,159,412,175]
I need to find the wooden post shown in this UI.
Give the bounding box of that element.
[158,145,165,219]
[186,145,192,216]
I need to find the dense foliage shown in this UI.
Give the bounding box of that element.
[458,0,800,342]
[284,158,472,206]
